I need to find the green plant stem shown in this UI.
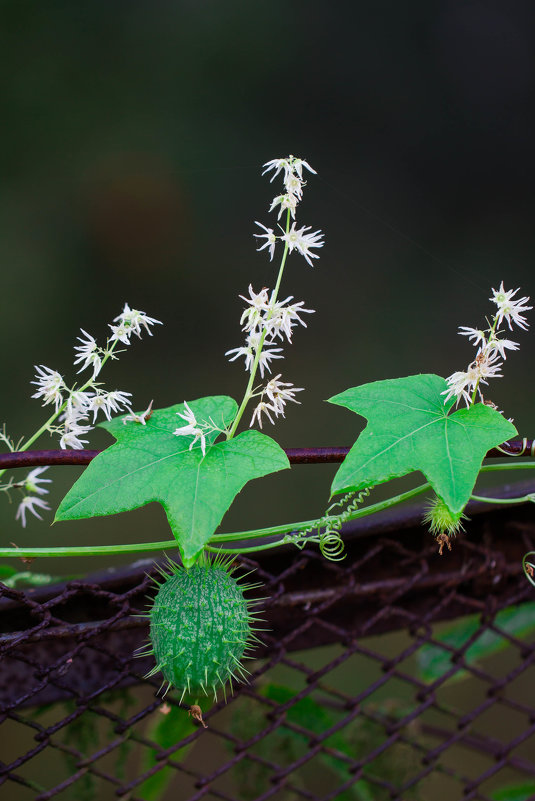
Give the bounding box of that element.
[0,460,533,560]
[470,316,498,406]
[213,480,432,540]
[227,209,291,440]
[0,481,431,559]
[478,460,535,473]
[470,493,534,504]
[204,541,289,555]
[0,540,178,558]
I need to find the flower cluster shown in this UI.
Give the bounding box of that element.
[5,304,162,525]
[225,157,323,430]
[254,156,324,267]
[250,375,304,429]
[30,303,162,450]
[443,281,531,408]
[226,285,314,376]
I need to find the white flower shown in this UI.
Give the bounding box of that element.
[262,155,316,183]
[123,400,154,425]
[264,375,304,414]
[490,281,532,331]
[486,334,519,359]
[281,223,324,267]
[441,372,473,408]
[254,222,278,261]
[59,418,93,449]
[458,327,487,348]
[239,284,271,332]
[249,400,278,429]
[114,303,162,338]
[108,323,132,345]
[255,341,284,378]
[105,390,133,414]
[226,332,283,378]
[24,466,51,496]
[60,394,91,435]
[284,172,304,200]
[85,390,132,423]
[262,158,292,182]
[15,495,51,527]
[225,342,254,372]
[269,194,298,220]
[442,350,503,407]
[84,392,113,423]
[31,365,65,411]
[289,157,316,180]
[263,298,315,342]
[60,430,90,449]
[73,329,102,377]
[173,401,207,456]
[65,390,92,417]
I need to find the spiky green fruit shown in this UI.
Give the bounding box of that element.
[144,555,260,700]
[423,494,467,536]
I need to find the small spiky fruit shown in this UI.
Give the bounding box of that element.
[143,555,261,701]
[423,495,468,537]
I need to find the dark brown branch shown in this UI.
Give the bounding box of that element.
[0,439,534,470]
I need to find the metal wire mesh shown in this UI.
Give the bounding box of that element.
[1,494,535,801]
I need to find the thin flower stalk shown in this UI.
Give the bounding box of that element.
[227,213,292,438]
[227,155,323,439]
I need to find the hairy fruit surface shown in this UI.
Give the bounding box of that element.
[144,556,260,700]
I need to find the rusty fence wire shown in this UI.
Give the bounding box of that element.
[1,459,535,800]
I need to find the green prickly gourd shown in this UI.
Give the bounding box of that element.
[145,557,258,700]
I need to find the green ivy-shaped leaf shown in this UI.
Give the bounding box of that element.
[55,396,290,566]
[328,374,516,514]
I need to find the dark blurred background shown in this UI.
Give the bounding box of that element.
[1,0,535,563]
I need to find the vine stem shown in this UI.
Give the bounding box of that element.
[0,541,178,558]
[0,482,431,559]
[470,493,535,504]
[2,460,534,559]
[226,209,291,440]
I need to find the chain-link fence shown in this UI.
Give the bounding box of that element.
[1,476,535,800]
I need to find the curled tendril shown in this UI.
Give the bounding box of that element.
[319,528,345,560]
[522,552,535,588]
[285,487,372,561]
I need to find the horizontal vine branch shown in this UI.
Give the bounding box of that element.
[0,438,534,470]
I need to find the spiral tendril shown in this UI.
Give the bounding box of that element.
[319,529,345,560]
[285,487,371,561]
